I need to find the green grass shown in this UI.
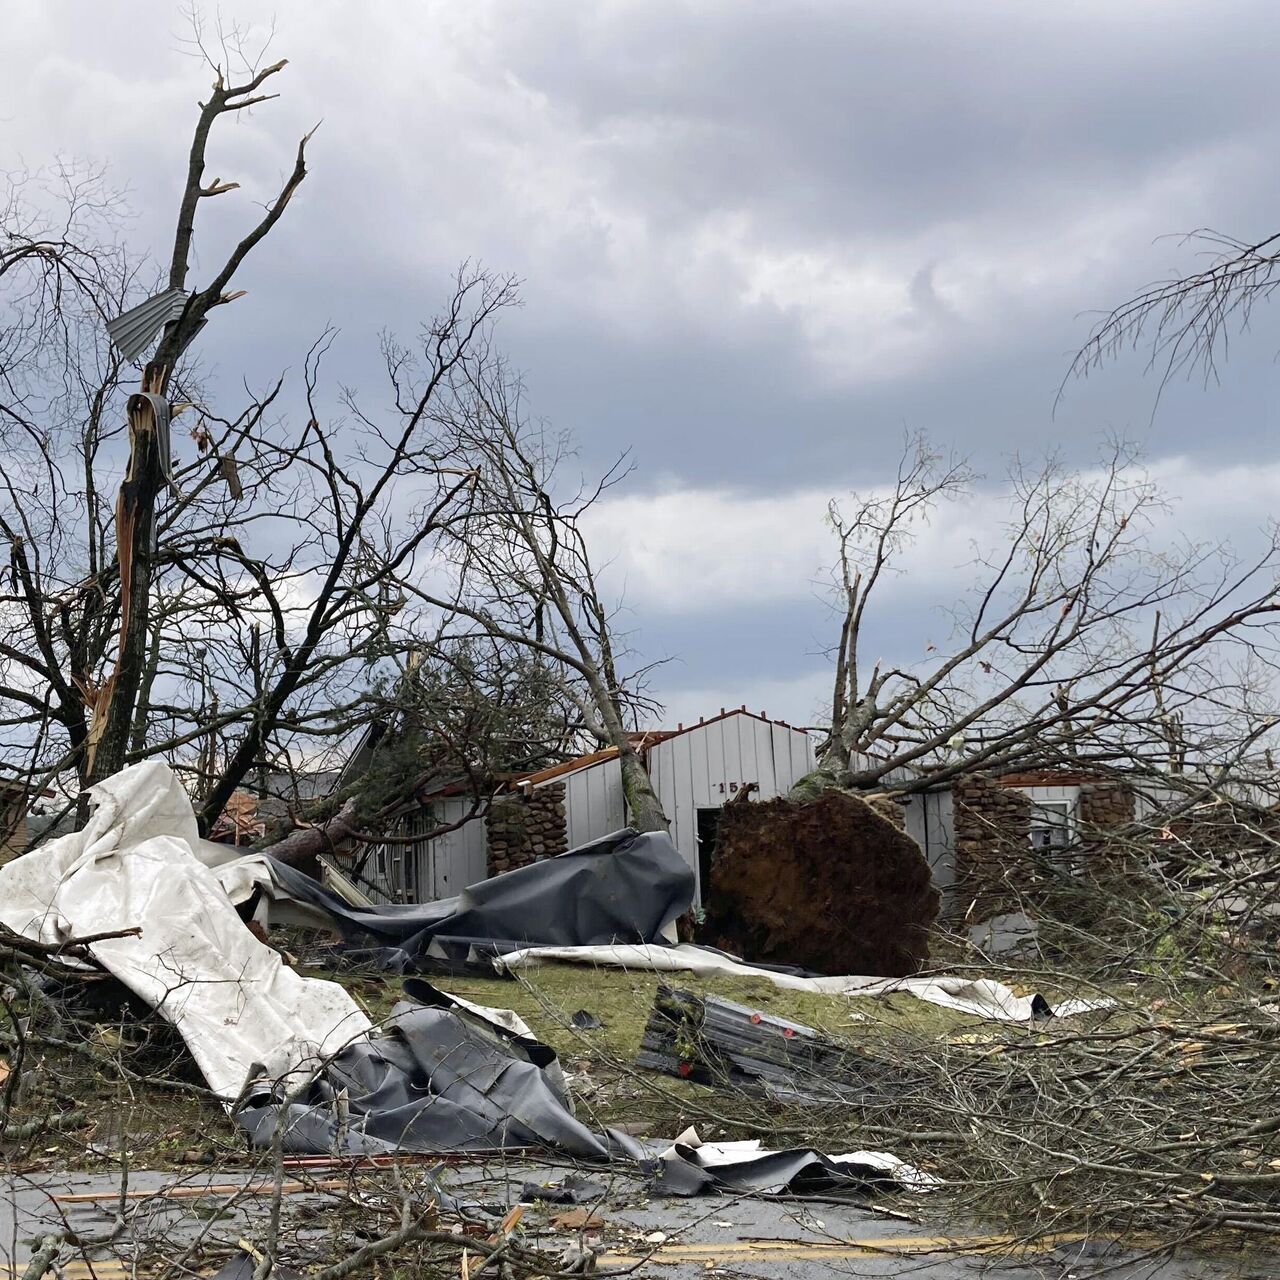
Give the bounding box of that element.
[319,960,981,1067]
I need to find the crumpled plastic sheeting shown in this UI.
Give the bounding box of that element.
[653,1127,939,1196]
[235,997,614,1159]
[216,827,695,963]
[0,761,372,1101]
[498,943,1112,1022]
[233,992,933,1198]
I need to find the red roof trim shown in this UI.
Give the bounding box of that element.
[519,708,815,787]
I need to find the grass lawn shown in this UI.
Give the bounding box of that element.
[323,958,982,1063]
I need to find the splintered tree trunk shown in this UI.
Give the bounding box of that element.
[258,800,360,879]
[85,365,170,786]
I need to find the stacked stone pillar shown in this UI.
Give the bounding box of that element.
[951,773,1033,918]
[485,781,568,875]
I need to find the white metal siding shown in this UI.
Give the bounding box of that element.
[557,757,627,849]
[646,713,816,900]
[1018,784,1082,808]
[421,796,489,898]
[903,789,956,902]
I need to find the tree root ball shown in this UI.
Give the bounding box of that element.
[703,790,940,977]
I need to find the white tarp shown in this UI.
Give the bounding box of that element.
[498,943,1111,1021]
[0,762,371,1102]
[661,1126,940,1193]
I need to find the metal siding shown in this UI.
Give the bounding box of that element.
[703,722,726,806]
[1020,785,1081,806]
[769,723,796,794]
[901,790,957,904]
[556,758,625,848]
[669,732,696,876]
[789,730,813,783]
[645,743,662,823]
[426,798,488,897]
[691,721,711,798]
[929,790,956,899]
[904,794,927,855]
[720,718,743,798]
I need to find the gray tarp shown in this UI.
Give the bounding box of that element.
[234,982,934,1198]
[224,826,693,967]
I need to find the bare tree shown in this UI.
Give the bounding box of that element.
[1065,226,1280,404]
[813,433,1280,794]
[404,352,671,832]
[0,61,522,832]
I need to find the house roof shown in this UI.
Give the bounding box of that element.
[519,748,621,787]
[0,777,55,799]
[519,708,815,788]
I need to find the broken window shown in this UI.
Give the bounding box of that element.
[1028,799,1073,851]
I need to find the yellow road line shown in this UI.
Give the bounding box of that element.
[605,1231,1094,1265]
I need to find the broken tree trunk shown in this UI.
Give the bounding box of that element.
[618,741,668,833]
[703,789,940,977]
[256,799,360,880]
[85,367,171,785]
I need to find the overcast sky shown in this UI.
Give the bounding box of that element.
[7,1,1280,728]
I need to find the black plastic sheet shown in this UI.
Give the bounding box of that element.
[264,828,694,969]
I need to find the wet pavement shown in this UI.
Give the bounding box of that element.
[0,1160,1271,1278]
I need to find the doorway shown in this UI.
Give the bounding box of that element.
[696,807,722,906]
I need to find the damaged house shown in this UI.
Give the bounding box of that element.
[331,701,1191,930]
[353,708,817,907]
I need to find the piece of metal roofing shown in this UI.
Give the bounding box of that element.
[106,287,191,361]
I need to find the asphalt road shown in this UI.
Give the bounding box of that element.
[0,1161,1269,1279]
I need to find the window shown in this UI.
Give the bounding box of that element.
[1028,799,1073,851]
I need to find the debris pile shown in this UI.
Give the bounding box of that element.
[705,788,940,976]
[0,762,936,1204]
[637,984,923,1107]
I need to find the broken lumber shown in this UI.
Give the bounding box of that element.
[636,985,919,1105]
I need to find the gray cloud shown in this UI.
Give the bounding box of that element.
[6,0,1280,722]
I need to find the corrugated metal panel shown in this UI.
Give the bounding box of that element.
[106,287,192,361]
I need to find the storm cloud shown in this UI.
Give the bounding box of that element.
[6,1,1280,723]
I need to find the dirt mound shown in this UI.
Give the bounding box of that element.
[703,790,940,977]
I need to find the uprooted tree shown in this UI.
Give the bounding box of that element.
[705,432,1280,973]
